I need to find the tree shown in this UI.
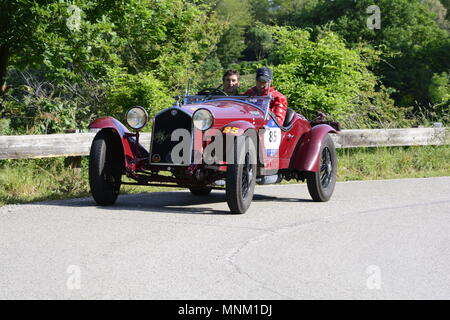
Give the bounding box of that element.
[424,0,450,31]
[243,22,273,61]
[0,0,46,91]
[248,0,273,24]
[269,0,450,107]
[0,0,123,89]
[270,0,319,26]
[213,0,253,66]
[268,26,410,128]
[0,0,223,133]
[102,0,222,89]
[440,0,450,13]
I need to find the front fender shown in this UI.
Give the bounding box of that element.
[221,120,256,136]
[88,116,149,169]
[291,124,336,172]
[214,121,259,166]
[89,116,130,137]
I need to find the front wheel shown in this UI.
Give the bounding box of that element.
[89,130,123,206]
[306,134,337,202]
[226,135,257,214]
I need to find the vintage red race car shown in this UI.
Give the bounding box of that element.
[88,87,339,214]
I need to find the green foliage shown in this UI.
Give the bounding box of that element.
[0,157,90,205]
[0,157,176,206]
[194,56,224,89]
[243,22,274,61]
[3,1,123,82]
[105,0,223,89]
[269,27,362,116]
[268,0,450,110]
[1,69,109,134]
[1,0,224,134]
[429,72,450,104]
[442,0,450,11]
[265,26,411,128]
[247,0,273,24]
[214,0,253,66]
[228,60,269,75]
[425,0,450,31]
[337,145,450,181]
[0,118,11,135]
[1,0,448,134]
[106,69,172,125]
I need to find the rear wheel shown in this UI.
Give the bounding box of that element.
[306,134,337,202]
[189,187,212,196]
[89,130,123,206]
[226,134,257,214]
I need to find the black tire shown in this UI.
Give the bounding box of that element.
[89,130,123,206]
[189,187,212,196]
[306,134,337,202]
[226,134,257,214]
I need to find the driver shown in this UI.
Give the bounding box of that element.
[222,69,241,96]
[243,67,288,125]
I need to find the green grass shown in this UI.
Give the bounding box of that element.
[336,145,450,181]
[0,145,449,206]
[0,157,174,206]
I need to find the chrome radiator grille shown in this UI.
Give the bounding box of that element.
[149,109,192,164]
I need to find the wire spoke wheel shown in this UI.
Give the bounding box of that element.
[306,134,337,202]
[319,147,333,188]
[241,152,254,200]
[226,134,257,214]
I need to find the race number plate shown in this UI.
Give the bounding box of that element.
[264,120,281,157]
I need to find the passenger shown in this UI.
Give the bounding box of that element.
[222,69,241,96]
[243,67,288,125]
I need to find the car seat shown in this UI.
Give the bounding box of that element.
[283,108,296,127]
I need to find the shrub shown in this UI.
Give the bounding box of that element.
[429,72,450,105]
[106,68,172,127]
[267,26,410,128]
[270,27,366,118]
[1,70,108,134]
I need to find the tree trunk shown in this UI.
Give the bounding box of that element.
[0,45,9,95]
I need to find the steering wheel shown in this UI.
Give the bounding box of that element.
[197,88,228,96]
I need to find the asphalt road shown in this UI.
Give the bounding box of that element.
[1,177,449,299]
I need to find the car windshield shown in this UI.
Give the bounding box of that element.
[182,94,271,111]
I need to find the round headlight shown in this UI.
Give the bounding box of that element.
[126,106,148,130]
[193,109,213,131]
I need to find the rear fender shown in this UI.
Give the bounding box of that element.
[291,124,336,172]
[89,117,149,169]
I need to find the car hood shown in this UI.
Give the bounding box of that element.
[181,99,265,125]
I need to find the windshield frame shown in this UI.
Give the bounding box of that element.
[181,95,272,120]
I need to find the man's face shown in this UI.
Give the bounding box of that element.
[256,80,268,92]
[223,74,240,95]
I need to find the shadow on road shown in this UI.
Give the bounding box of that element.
[253,194,313,203]
[29,189,312,215]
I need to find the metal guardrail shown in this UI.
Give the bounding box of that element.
[0,128,448,160]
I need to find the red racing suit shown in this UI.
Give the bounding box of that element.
[243,86,288,125]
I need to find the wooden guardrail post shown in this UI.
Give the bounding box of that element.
[63,129,82,176]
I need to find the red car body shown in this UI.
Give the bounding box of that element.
[88,95,339,213]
